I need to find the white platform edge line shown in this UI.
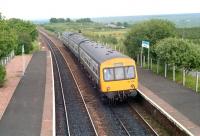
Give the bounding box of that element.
[138,88,194,136]
[50,51,56,136]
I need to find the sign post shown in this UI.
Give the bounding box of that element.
[142,41,150,68]
[140,47,143,67]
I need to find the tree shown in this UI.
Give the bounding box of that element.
[123,22,129,27]
[155,38,200,72]
[124,19,176,58]
[15,32,32,54]
[116,22,122,26]
[50,17,70,23]
[50,18,57,23]
[0,20,17,58]
[76,18,92,23]
[57,18,65,23]
[66,18,71,22]
[7,18,37,55]
[0,16,37,86]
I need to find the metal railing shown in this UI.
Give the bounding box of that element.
[137,54,199,93]
[0,50,15,66]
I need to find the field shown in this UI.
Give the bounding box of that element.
[42,22,129,53]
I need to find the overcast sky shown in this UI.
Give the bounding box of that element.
[0,0,200,20]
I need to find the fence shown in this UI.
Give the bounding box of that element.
[0,50,15,66]
[137,54,199,93]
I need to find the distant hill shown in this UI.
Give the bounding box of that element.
[92,13,200,28]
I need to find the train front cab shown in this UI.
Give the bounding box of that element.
[99,58,138,100]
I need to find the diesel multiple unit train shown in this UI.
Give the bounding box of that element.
[61,32,138,101]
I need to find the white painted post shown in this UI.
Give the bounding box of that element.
[183,68,185,86]
[150,58,152,70]
[196,71,199,92]
[12,50,15,58]
[6,57,8,64]
[164,63,167,78]
[173,64,175,81]
[140,47,143,67]
[148,47,150,69]
[4,58,6,65]
[11,51,13,58]
[157,60,159,74]
[22,45,25,75]
[143,55,145,67]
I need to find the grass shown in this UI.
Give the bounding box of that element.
[42,22,128,54]
[31,40,40,53]
[141,62,200,93]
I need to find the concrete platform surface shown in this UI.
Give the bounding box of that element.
[0,51,47,136]
[40,51,55,136]
[138,67,200,136]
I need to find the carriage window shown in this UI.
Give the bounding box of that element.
[104,68,114,81]
[114,67,124,80]
[125,66,135,79]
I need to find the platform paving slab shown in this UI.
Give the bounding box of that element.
[0,51,46,136]
[137,67,200,135]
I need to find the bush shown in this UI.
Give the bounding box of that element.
[0,65,6,87]
[15,32,33,54]
[155,38,200,72]
[124,19,176,58]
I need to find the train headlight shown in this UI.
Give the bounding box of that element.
[107,87,110,91]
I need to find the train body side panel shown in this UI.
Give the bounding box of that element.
[100,58,138,93]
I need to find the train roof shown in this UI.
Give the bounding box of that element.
[63,32,129,64]
[80,41,129,64]
[63,32,89,45]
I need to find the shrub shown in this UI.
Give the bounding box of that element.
[0,65,6,87]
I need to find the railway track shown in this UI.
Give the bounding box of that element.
[127,103,159,136]
[41,34,98,136]
[39,30,160,136]
[109,104,157,136]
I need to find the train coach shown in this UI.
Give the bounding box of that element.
[61,32,138,102]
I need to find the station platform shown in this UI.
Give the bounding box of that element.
[137,67,200,136]
[0,51,54,136]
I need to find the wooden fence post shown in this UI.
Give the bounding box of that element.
[183,68,185,86]
[157,60,159,74]
[173,64,176,81]
[165,63,167,78]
